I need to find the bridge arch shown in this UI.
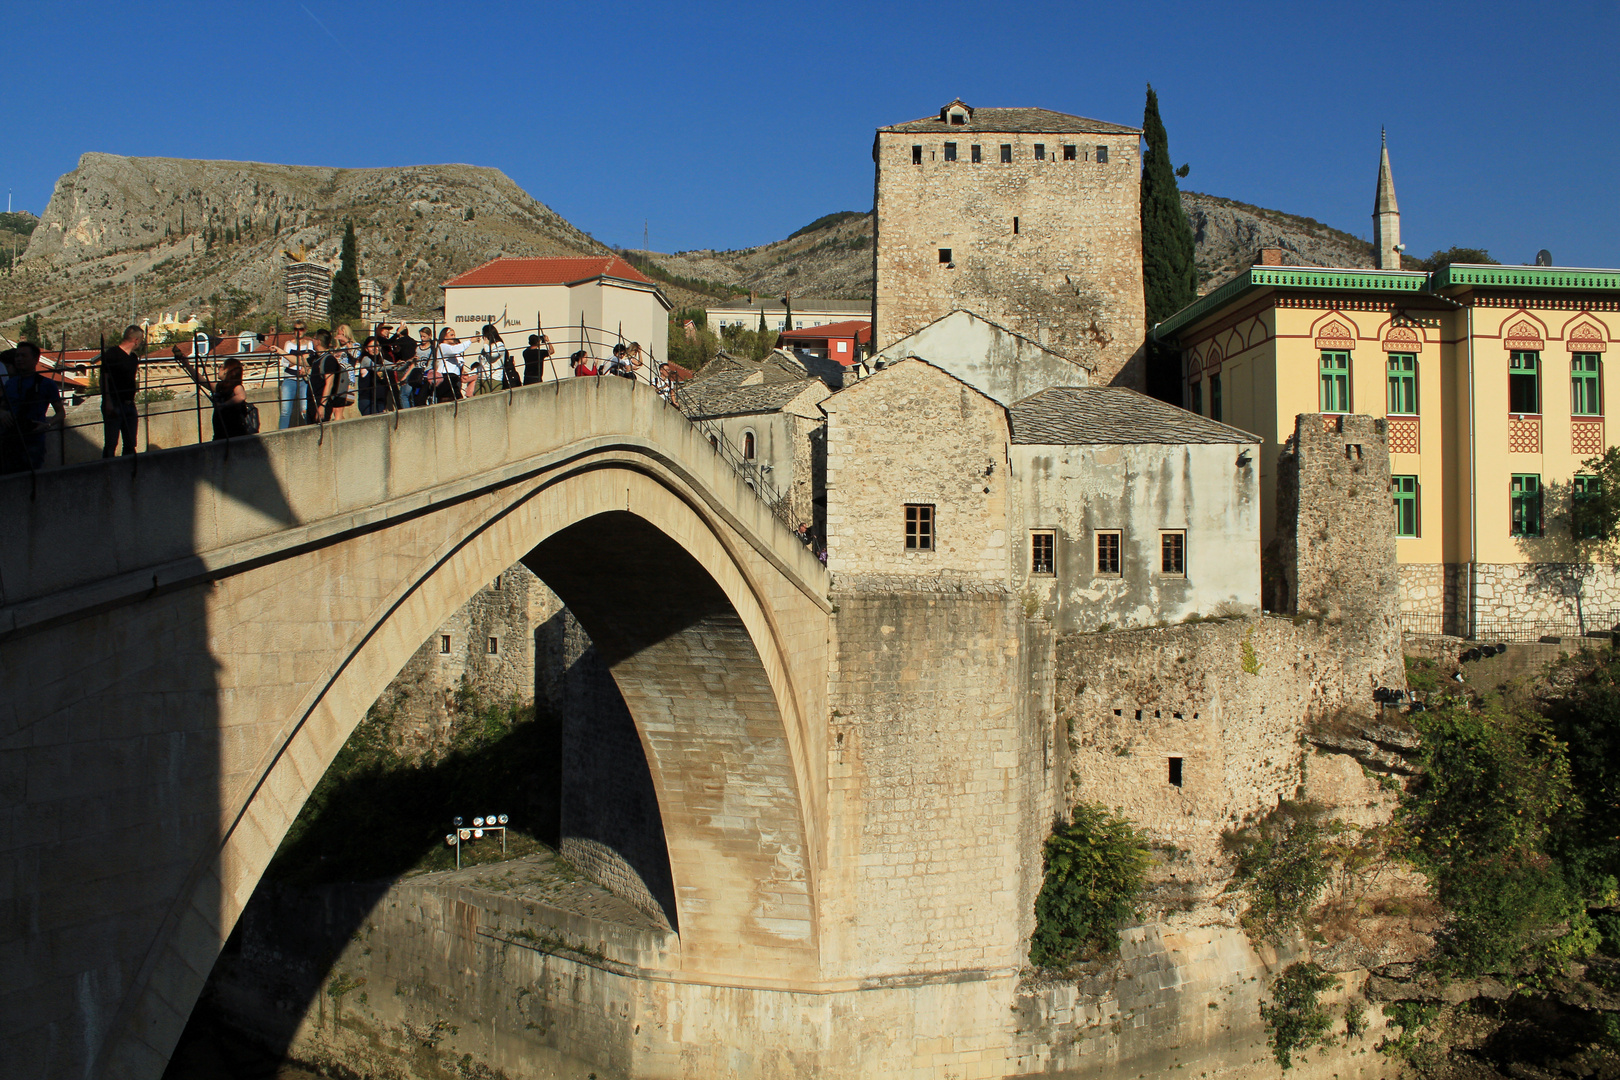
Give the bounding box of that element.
[1,379,830,1079]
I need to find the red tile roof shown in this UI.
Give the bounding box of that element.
[442,256,655,289]
[778,320,872,343]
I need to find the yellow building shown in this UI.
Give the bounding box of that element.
[1156,261,1620,637]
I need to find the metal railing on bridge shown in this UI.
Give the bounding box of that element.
[2,322,802,534]
[1400,610,1620,644]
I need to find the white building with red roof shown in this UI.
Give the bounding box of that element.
[441,256,670,372]
[775,319,871,365]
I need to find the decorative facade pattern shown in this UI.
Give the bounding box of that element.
[1509,415,1542,454]
[1382,325,1423,352]
[1573,417,1605,456]
[1387,416,1419,454]
[1503,318,1545,350]
[1313,319,1356,350]
[1568,321,1608,352]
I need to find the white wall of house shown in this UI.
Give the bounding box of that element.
[871,309,1090,406]
[443,279,668,372]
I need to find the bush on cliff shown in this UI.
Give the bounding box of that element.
[1029,803,1150,968]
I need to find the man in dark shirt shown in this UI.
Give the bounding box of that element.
[3,344,65,471]
[100,325,146,457]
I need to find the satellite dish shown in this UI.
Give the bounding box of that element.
[1536,249,1552,267]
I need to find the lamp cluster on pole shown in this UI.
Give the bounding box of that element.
[445,813,509,870]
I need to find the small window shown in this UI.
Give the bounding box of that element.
[1095,144,1108,164]
[1510,474,1542,537]
[1210,374,1223,422]
[1319,351,1350,413]
[1387,354,1417,415]
[1063,144,1077,161]
[1392,475,1419,537]
[1189,380,1202,416]
[1168,757,1183,787]
[1030,531,1055,575]
[1509,351,1540,414]
[949,112,966,125]
[971,144,981,163]
[938,248,952,264]
[487,637,499,655]
[439,634,451,655]
[1000,144,1012,163]
[491,574,502,590]
[708,434,719,450]
[1573,354,1602,416]
[743,430,756,460]
[1033,143,1046,161]
[905,504,934,550]
[1573,474,1605,539]
[912,145,922,165]
[836,340,848,353]
[1095,531,1121,575]
[944,142,957,162]
[1012,216,1019,235]
[1160,531,1186,575]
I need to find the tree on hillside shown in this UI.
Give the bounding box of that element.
[20,312,41,345]
[1140,84,1198,405]
[1418,247,1498,272]
[757,309,768,335]
[328,220,362,327]
[392,278,406,305]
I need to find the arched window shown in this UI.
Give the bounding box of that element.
[743,431,756,460]
[709,434,719,450]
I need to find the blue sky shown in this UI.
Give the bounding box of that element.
[8,0,1618,266]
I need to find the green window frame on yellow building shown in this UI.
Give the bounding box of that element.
[1392,475,1418,537]
[1319,351,1350,413]
[1572,354,1602,416]
[1387,354,1417,414]
[1510,474,1542,537]
[1189,380,1202,416]
[1573,474,1605,539]
[1509,351,1540,414]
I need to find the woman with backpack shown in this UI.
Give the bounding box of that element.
[311,329,353,421]
[480,324,519,390]
[211,360,258,439]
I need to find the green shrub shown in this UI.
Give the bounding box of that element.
[1227,801,1334,943]
[1029,804,1150,968]
[1378,1001,1440,1064]
[1260,962,1338,1069]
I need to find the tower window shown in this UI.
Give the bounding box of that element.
[439,635,451,655]
[1168,757,1183,787]
[1030,531,1055,575]
[1063,144,1077,161]
[949,111,966,125]
[938,248,952,264]
[971,144,981,163]
[1034,143,1045,161]
[1000,144,1012,163]
[944,142,957,162]
[1095,144,1109,163]
[912,145,922,165]
[905,504,935,550]
[1013,217,1019,234]
[487,637,500,655]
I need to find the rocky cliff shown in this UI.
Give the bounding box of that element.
[3,153,623,343]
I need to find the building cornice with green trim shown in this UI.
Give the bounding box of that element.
[1153,263,1620,343]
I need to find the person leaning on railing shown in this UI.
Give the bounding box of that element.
[265,321,313,429]
[211,360,256,440]
[99,325,146,457]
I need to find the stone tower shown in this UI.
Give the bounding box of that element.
[1373,129,1401,270]
[872,100,1146,387]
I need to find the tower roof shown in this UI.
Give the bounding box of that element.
[1374,129,1399,216]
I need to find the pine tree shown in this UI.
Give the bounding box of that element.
[21,312,41,345]
[392,278,406,305]
[328,220,363,327]
[1140,85,1199,404]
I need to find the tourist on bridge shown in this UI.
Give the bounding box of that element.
[265,321,312,429]
[355,336,386,415]
[479,324,518,390]
[211,360,256,440]
[3,342,65,471]
[571,349,597,377]
[310,329,352,422]
[99,325,145,457]
[522,333,552,385]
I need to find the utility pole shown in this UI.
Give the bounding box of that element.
[644,220,648,254]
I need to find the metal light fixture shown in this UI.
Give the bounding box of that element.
[446,812,511,869]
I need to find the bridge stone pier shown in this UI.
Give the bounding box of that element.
[3,378,1061,1080]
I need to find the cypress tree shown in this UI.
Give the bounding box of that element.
[392,278,406,305]
[1140,85,1199,404]
[21,312,40,345]
[328,220,363,326]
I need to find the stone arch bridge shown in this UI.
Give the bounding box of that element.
[1,378,836,1079]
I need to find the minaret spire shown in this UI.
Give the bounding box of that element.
[1373,129,1401,269]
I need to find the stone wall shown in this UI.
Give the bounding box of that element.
[1398,561,1620,636]
[873,126,1146,387]
[823,358,1011,584]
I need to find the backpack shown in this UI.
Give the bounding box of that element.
[242,400,261,435]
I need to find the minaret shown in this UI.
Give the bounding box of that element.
[1373,129,1401,270]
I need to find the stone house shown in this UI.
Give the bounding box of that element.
[868,308,1092,404]
[822,359,1263,628]
[674,350,834,531]
[873,100,1146,387]
[1010,387,1260,631]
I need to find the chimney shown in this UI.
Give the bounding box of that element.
[1254,247,1285,267]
